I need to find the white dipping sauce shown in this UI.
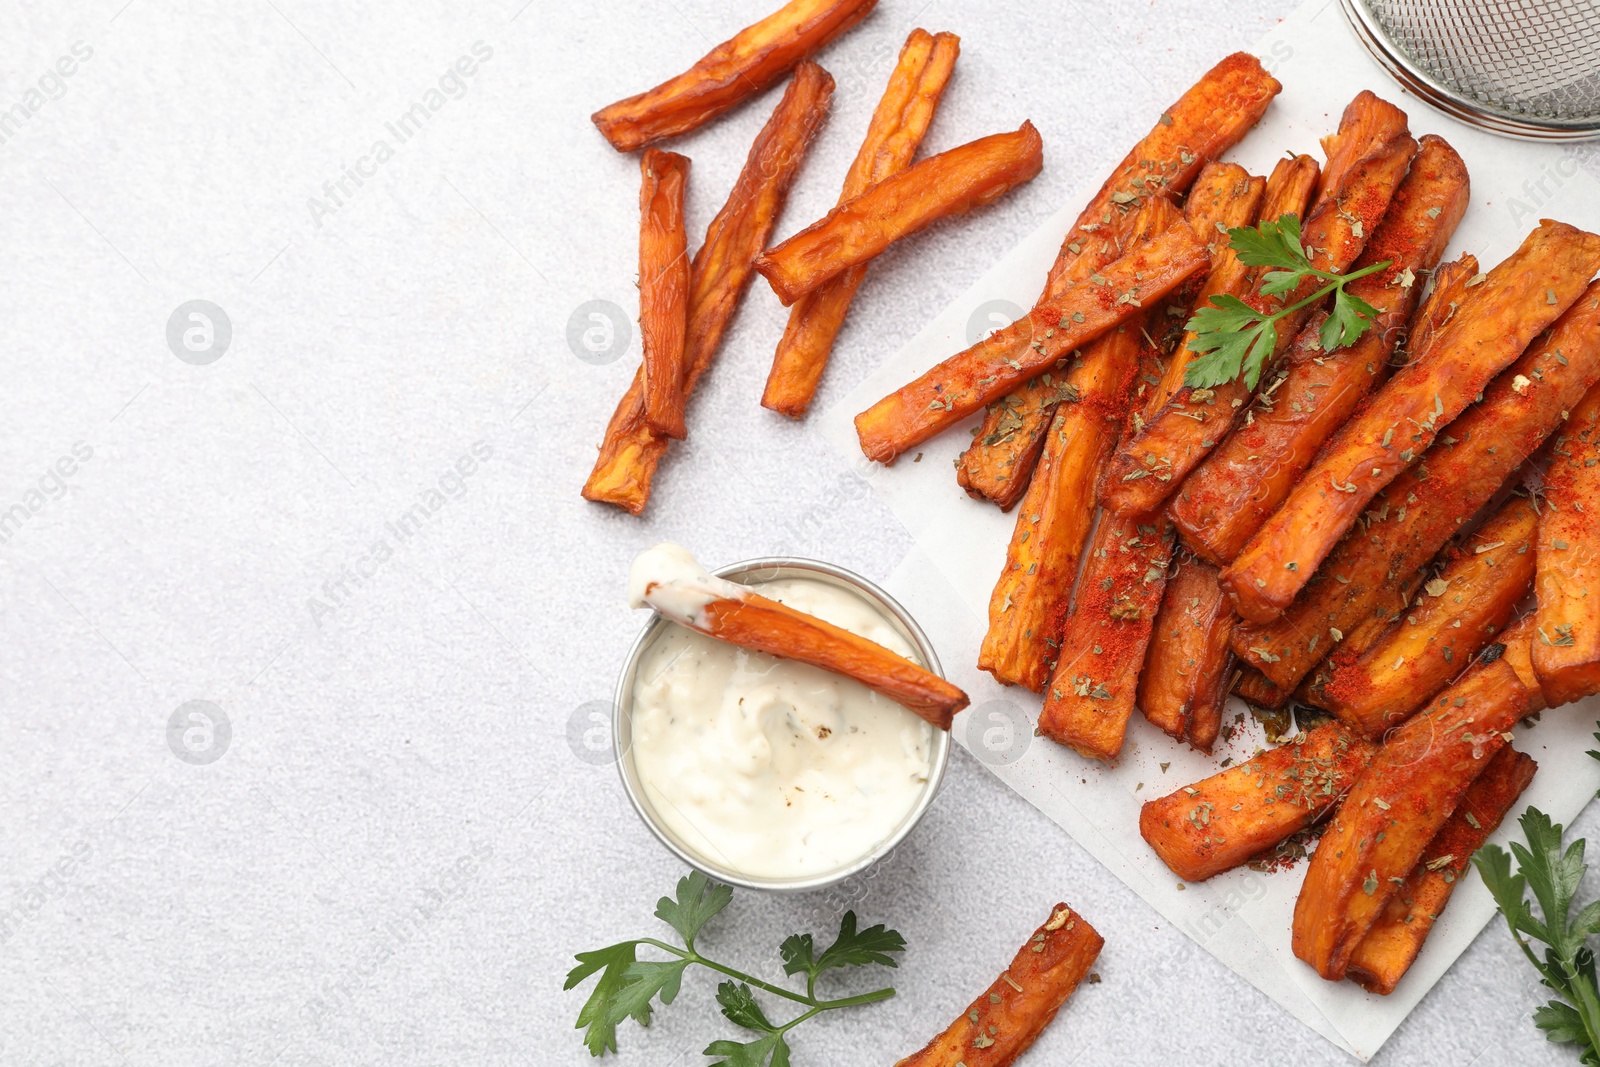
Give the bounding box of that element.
[629,573,935,880]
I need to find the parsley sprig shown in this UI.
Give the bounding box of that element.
[1183,215,1392,389]
[565,871,905,1063]
[1474,727,1600,1063]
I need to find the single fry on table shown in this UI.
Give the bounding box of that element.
[591,0,874,151]
[583,63,833,514]
[756,122,1044,306]
[1291,614,1547,980]
[763,28,959,418]
[893,904,1102,1067]
[1139,721,1376,883]
[638,148,693,439]
[1309,496,1536,739]
[1222,219,1600,623]
[1534,381,1600,705]
[1231,281,1600,690]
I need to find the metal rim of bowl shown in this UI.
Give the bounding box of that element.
[1340,0,1600,141]
[611,556,952,893]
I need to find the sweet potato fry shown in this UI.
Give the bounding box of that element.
[583,64,833,514]
[1036,509,1175,762]
[956,164,1264,508]
[1346,744,1536,995]
[1223,220,1600,623]
[893,904,1102,1067]
[762,29,959,418]
[1139,552,1234,750]
[1232,281,1600,689]
[1105,94,1419,517]
[1140,722,1376,882]
[1535,382,1600,705]
[958,195,1196,510]
[632,544,967,729]
[976,323,1145,690]
[1309,497,1536,738]
[591,0,874,151]
[855,221,1209,463]
[639,149,692,439]
[1291,614,1546,980]
[1098,153,1322,513]
[1169,136,1471,564]
[1038,53,1280,303]
[756,123,1043,305]
[1402,252,1483,370]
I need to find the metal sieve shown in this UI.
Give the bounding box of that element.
[1341,0,1600,139]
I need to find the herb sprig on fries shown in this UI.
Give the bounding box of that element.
[566,871,905,1062]
[1183,215,1392,389]
[1474,728,1600,1064]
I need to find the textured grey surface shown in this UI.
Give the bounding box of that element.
[0,0,1588,1064]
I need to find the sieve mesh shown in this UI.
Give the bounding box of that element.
[1342,0,1600,138]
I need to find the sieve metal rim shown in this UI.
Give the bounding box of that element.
[1340,0,1600,141]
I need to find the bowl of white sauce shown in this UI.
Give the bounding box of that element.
[613,556,951,892]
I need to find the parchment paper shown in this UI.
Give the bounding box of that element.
[817,1,1600,1058]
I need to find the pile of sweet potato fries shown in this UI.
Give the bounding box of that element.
[848,53,1600,995]
[584,0,1044,514]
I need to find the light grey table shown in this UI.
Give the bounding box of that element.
[0,1,1585,1064]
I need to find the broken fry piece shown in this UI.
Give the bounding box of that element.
[630,543,966,729]
[756,122,1044,306]
[1346,744,1536,995]
[1309,497,1536,739]
[892,903,1102,1067]
[1169,135,1471,564]
[762,29,959,418]
[1098,152,1322,514]
[1232,666,1289,711]
[1291,614,1546,980]
[1223,220,1600,624]
[1138,552,1234,750]
[1231,280,1600,690]
[1140,722,1376,882]
[855,220,1209,463]
[584,63,833,514]
[591,0,875,151]
[639,149,692,439]
[1535,381,1600,705]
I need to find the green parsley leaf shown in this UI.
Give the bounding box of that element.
[1183,215,1392,389]
[813,911,907,974]
[566,941,643,1056]
[716,981,779,1033]
[705,1031,792,1067]
[656,870,733,949]
[1475,729,1600,1061]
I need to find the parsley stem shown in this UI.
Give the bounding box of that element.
[1256,258,1392,340]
